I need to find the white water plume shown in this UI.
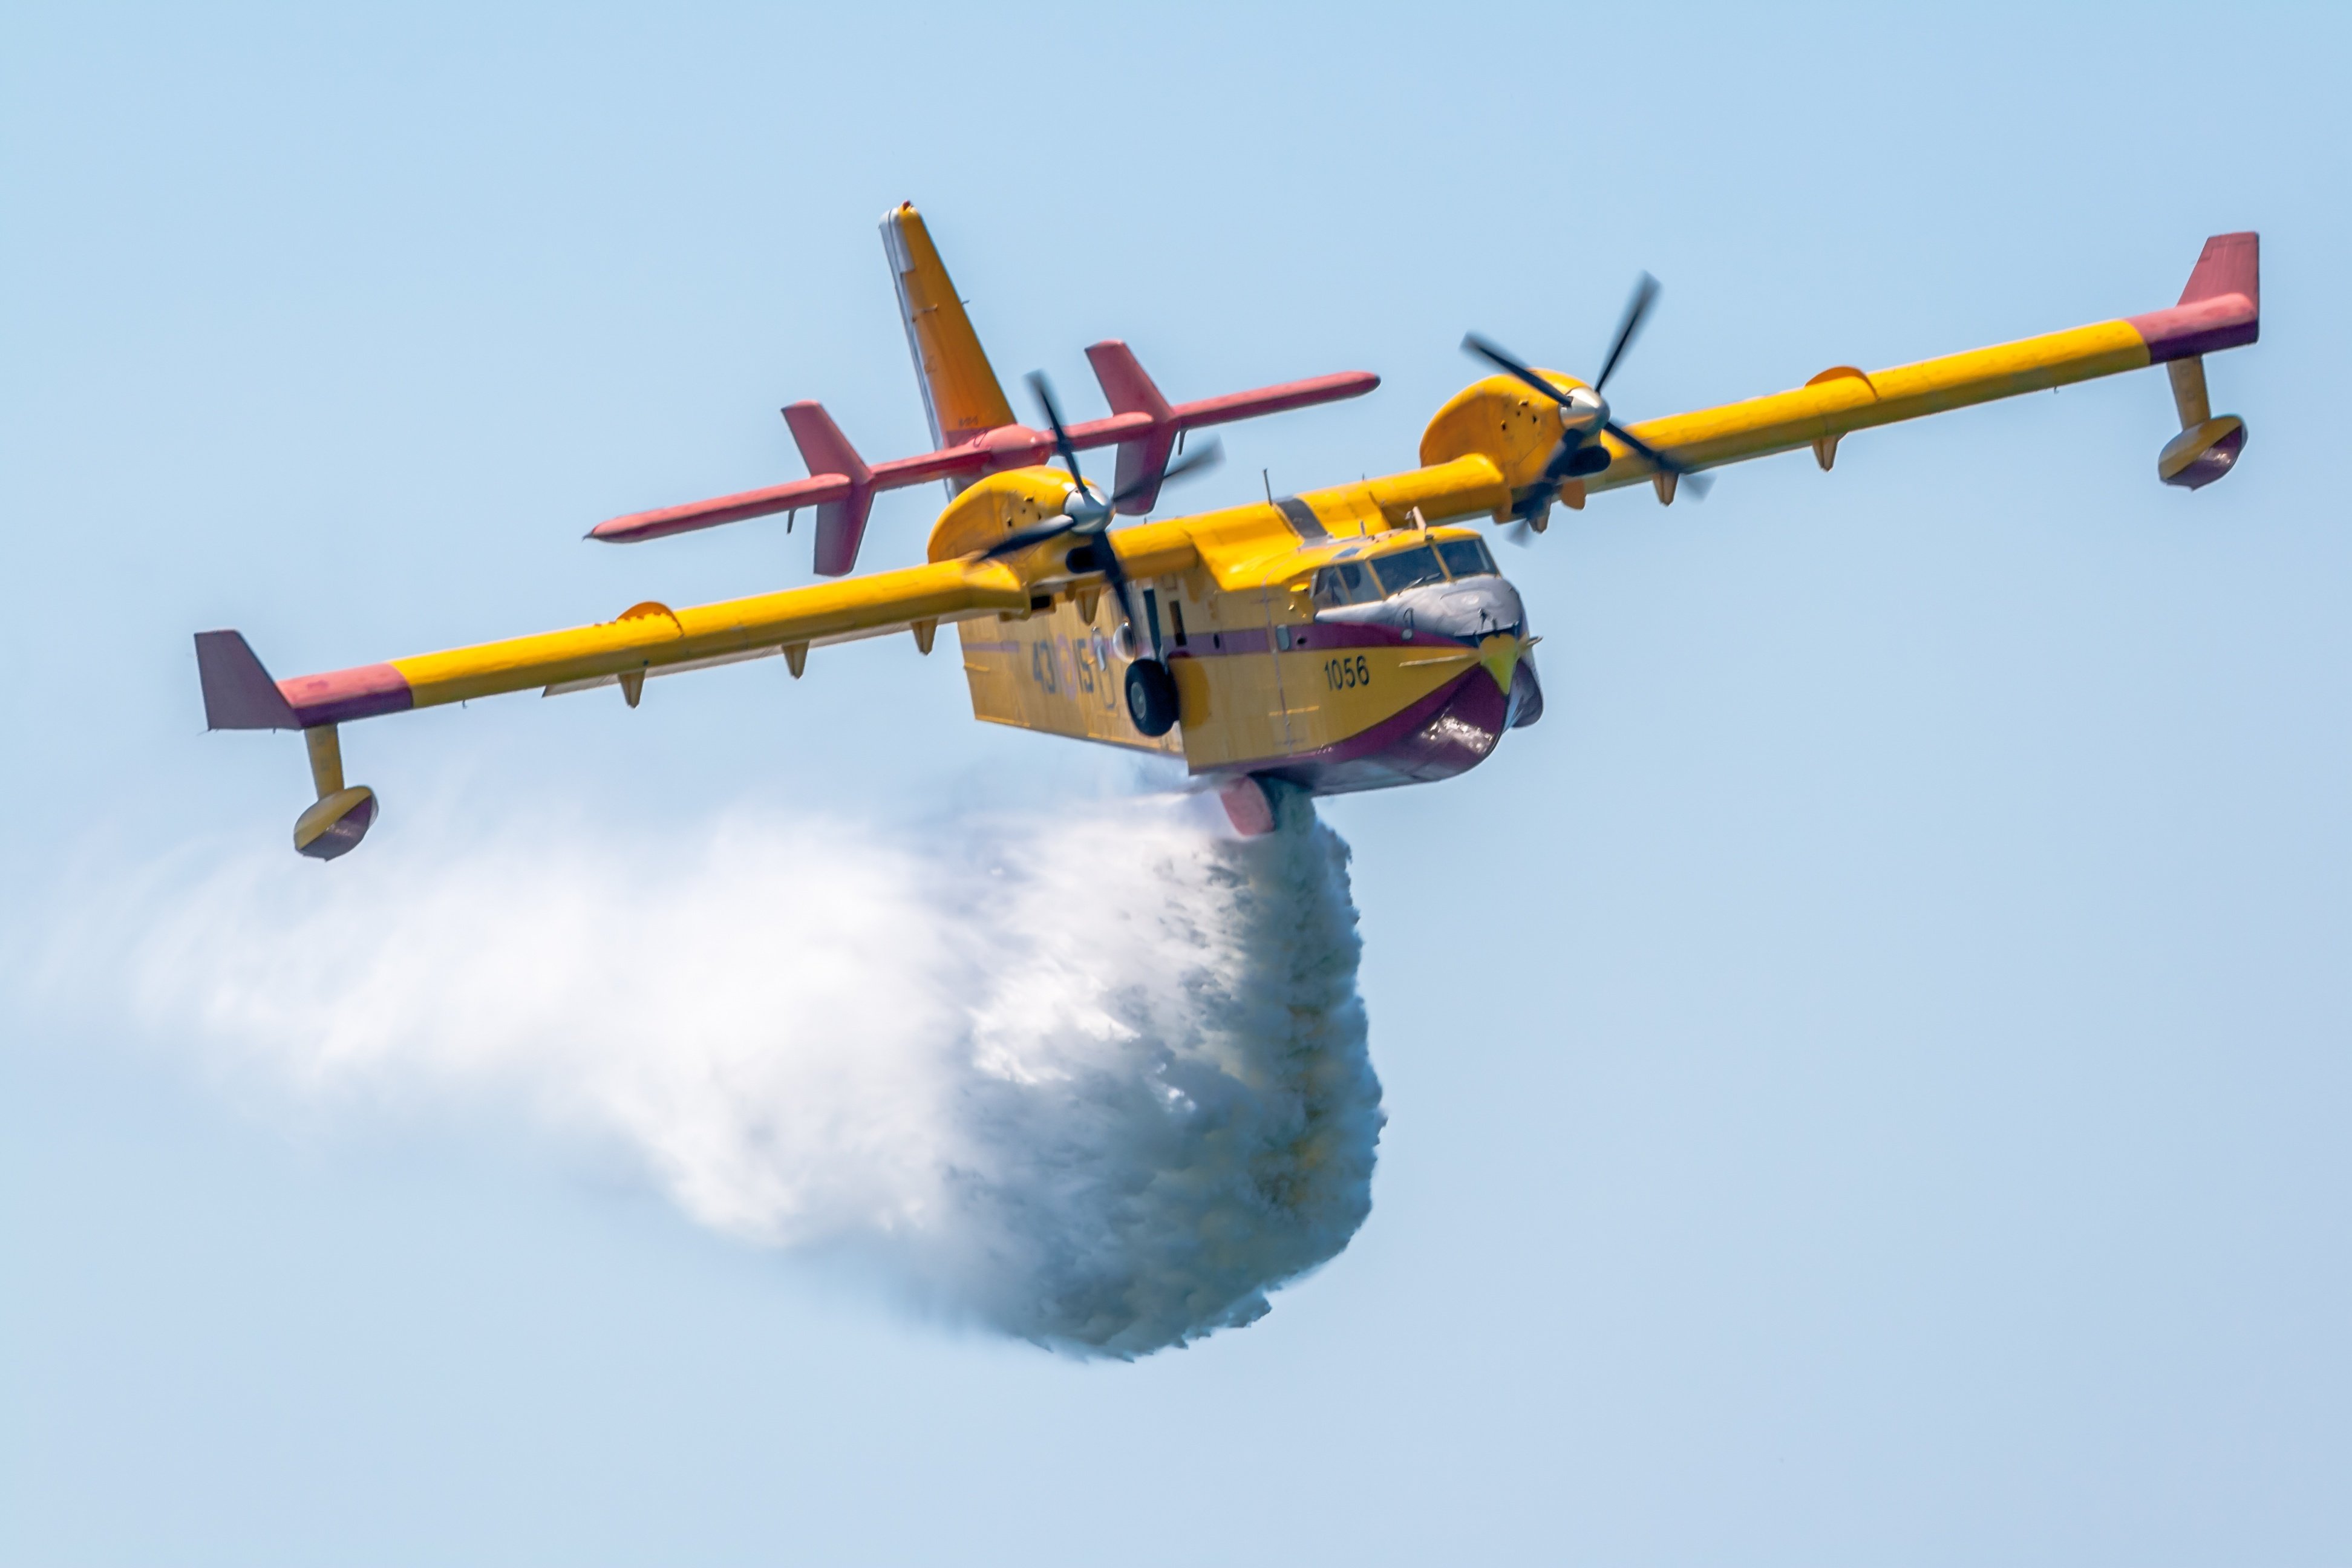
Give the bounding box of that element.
[119,788,1382,1357]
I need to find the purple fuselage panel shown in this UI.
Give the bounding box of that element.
[1260,664,1512,796]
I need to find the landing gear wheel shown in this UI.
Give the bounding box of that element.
[1125,657,1179,737]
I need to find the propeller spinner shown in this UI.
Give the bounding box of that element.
[1464,272,1712,538]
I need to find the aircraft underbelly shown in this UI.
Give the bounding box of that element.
[955,596,1524,788]
[1171,626,1503,775]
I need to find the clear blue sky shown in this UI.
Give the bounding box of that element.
[5,2,2348,1563]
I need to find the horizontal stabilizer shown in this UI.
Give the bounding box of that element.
[195,630,299,730]
[1170,370,1381,428]
[587,305,1375,558]
[590,474,855,544]
[1084,343,1377,515]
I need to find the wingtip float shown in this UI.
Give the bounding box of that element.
[198,222,2259,861]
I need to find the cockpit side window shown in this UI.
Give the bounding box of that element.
[1370,545,1445,596]
[1311,561,1378,608]
[1436,537,1497,580]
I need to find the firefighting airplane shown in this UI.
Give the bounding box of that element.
[194,211,2259,858]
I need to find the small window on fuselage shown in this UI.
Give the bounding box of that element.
[1371,545,1445,596]
[1437,537,1497,580]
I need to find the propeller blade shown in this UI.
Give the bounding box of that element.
[1108,435,1223,511]
[979,515,1080,560]
[1592,272,1658,394]
[1096,528,1142,652]
[1602,419,1671,469]
[1604,420,1713,499]
[1540,435,1586,485]
[1462,333,1574,408]
[1024,370,1083,484]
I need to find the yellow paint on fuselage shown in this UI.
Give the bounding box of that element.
[957,606,1180,756]
[930,460,1520,774]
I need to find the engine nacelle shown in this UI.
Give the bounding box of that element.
[1420,371,1592,501]
[926,468,1083,564]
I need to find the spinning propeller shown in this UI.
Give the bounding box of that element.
[1465,272,1712,540]
[982,370,1222,652]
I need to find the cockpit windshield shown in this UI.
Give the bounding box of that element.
[1370,545,1445,596]
[1311,535,1500,608]
[1436,536,1497,580]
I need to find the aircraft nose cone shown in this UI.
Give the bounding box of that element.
[1422,575,1528,642]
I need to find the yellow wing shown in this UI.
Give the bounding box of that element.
[1595,322,2148,495]
[1423,232,2259,503]
[192,517,1066,855]
[199,556,1037,734]
[1606,234,2258,495]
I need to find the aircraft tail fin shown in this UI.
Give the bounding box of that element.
[1085,341,1179,514]
[780,400,877,577]
[880,203,1017,457]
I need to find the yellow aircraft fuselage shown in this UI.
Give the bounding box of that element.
[932,459,1535,794]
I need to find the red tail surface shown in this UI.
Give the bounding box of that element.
[782,402,877,577]
[588,204,1379,573]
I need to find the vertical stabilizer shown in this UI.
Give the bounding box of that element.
[780,401,877,576]
[1085,341,1179,514]
[880,203,1017,467]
